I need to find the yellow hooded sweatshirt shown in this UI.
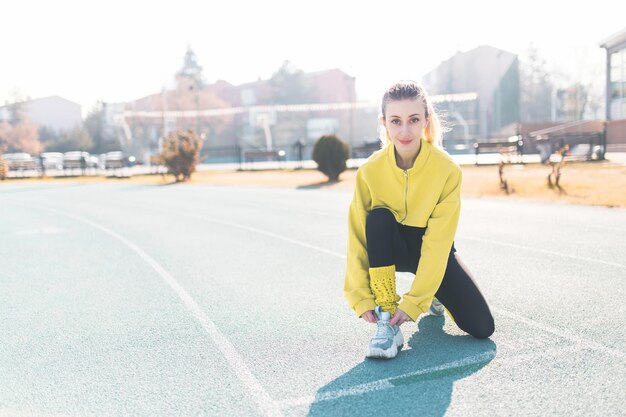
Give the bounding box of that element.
[344,137,462,321]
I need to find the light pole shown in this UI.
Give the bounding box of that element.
[496,51,503,134]
[350,76,355,147]
[347,75,355,147]
[161,85,168,137]
[194,84,200,134]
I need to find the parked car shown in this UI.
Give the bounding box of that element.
[40,152,64,170]
[63,151,98,170]
[97,153,107,169]
[2,152,37,171]
[104,151,136,169]
[88,155,99,168]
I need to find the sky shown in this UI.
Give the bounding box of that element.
[1,0,624,117]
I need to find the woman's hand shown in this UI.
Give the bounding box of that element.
[389,308,412,326]
[360,310,377,324]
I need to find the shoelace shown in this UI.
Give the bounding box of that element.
[374,320,392,339]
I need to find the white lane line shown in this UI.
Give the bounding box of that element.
[12,203,282,417]
[8,198,623,413]
[276,351,496,409]
[491,308,626,360]
[484,344,584,368]
[277,345,584,409]
[456,234,626,269]
[189,217,345,259]
[232,200,344,219]
[114,200,626,361]
[121,198,623,270]
[119,201,346,260]
[396,274,626,361]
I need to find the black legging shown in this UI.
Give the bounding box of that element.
[366,207,495,339]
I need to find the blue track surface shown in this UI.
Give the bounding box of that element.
[1,183,624,416]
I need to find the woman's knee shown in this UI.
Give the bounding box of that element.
[456,312,494,339]
[366,207,396,230]
[470,316,495,339]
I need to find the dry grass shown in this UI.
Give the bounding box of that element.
[3,161,625,208]
[462,161,626,208]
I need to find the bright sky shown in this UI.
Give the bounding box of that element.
[1,0,624,117]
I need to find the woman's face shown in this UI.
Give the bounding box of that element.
[382,99,428,154]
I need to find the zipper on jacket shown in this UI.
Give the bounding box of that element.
[400,170,408,223]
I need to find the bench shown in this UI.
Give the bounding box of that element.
[351,141,381,159]
[243,149,286,169]
[534,133,605,163]
[473,137,524,165]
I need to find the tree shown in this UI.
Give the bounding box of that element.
[555,83,589,121]
[521,44,605,123]
[38,126,60,146]
[160,129,203,182]
[312,134,350,182]
[84,101,121,153]
[573,50,605,120]
[0,118,42,154]
[0,140,6,180]
[0,122,11,153]
[551,47,605,121]
[0,90,42,154]
[269,61,315,104]
[44,126,94,153]
[176,46,205,89]
[519,44,554,122]
[4,89,29,126]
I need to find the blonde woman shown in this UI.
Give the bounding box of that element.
[344,80,494,359]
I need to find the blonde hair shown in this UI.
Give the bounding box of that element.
[379,80,444,148]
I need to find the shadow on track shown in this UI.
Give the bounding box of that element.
[296,180,340,190]
[306,315,496,416]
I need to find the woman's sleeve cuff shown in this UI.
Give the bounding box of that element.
[398,300,424,321]
[354,299,377,318]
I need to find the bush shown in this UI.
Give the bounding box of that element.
[160,129,203,182]
[0,145,5,180]
[312,134,350,182]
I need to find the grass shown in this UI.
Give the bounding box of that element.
[460,161,626,208]
[2,160,625,209]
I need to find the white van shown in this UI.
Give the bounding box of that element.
[2,153,37,171]
[63,151,97,169]
[41,152,64,170]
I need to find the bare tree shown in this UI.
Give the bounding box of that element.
[520,44,554,122]
[84,101,121,153]
[0,118,42,154]
[269,61,316,104]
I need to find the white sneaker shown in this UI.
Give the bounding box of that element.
[429,298,445,316]
[366,306,404,359]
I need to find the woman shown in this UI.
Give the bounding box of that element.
[344,80,494,359]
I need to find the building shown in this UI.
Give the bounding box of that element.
[120,54,370,162]
[601,27,626,150]
[0,95,82,132]
[422,45,520,147]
